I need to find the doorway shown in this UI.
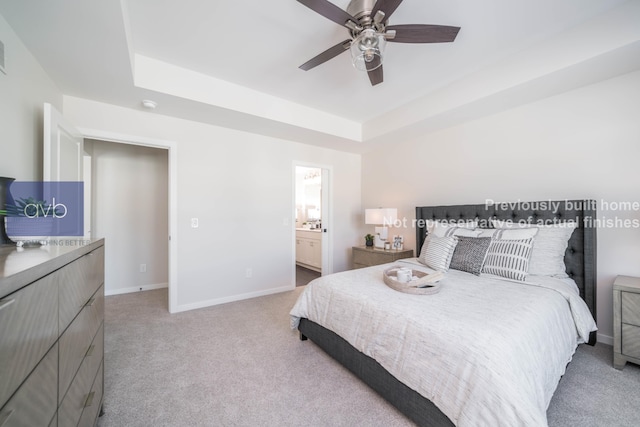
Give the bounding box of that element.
[79,129,178,313]
[294,164,332,286]
[87,139,169,297]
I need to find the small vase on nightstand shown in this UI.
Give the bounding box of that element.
[365,234,374,247]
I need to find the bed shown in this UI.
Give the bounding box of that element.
[290,200,597,426]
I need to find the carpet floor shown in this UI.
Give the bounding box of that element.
[97,288,640,427]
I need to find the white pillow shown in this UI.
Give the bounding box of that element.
[477,227,539,240]
[493,220,577,278]
[418,235,459,271]
[482,237,535,281]
[428,220,479,238]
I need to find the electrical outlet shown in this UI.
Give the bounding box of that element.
[191,218,199,228]
[245,268,252,278]
[140,264,147,273]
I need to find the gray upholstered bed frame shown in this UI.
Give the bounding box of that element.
[298,200,597,426]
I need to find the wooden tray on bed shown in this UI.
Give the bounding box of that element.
[383,266,443,295]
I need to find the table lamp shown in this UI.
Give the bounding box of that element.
[365,208,397,249]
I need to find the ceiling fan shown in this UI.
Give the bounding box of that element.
[297,0,460,86]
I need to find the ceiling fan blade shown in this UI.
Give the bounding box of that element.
[297,0,357,28]
[366,59,383,86]
[299,40,351,71]
[386,24,460,43]
[371,0,404,21]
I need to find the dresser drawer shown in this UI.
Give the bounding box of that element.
[0,273,58,408]
[622,292,640,327]
[59,246,105,333]
[59,324,104,427]
[353,249,395,267]
[0,343,58,427]
[78,361,104,427]
[622,324,640,359]
[59,284,104,403]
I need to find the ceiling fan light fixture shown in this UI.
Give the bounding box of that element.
[350,29,385,71]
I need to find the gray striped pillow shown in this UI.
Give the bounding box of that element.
[418,235,458,271]
[482,238,535,281]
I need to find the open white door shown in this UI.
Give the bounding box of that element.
[43,103,87,238]
[320,168,332,275]
[44,103,84,182]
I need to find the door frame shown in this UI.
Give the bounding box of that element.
[292,161,333,284]
[77,128,179,313]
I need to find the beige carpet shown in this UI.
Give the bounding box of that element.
[98,288,640,427]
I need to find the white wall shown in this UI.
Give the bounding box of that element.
[362,70,640,343]
[0,15,62,180]
[89,140,169,295]
[63,96,362,311]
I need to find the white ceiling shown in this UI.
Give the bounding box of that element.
[1,0,639,152]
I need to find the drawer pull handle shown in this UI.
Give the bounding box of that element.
[0,409,14,427]
[86,344,95,357]
[0,299,15,311]
[85,298,96,307]
[84,391,95,408]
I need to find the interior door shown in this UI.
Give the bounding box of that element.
[43,103,87,237]
[43,103,83,182]
[320,168,331,275]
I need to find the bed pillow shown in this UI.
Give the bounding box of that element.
[477,227,539,240]
[428,220,478,238]
[493,220,577,278]
[449,237,492,276]
[482,237,535,281]
[418,235,458,271]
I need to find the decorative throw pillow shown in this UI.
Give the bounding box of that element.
[418,235,458,271]
[482,237,535,281]
[449,237,492,276]
[493,220,577,278]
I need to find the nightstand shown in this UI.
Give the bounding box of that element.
[352,246,414,269]
[613,275,640,370]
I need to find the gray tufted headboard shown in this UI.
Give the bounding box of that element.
[415,200,597,343]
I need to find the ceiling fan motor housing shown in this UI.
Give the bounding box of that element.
[346,0,376,22]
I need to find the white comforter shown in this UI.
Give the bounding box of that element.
[289,259,597,427]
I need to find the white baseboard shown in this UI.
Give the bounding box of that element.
[172,285,294,313]
[105,282,168,296]
[597,333,613,346]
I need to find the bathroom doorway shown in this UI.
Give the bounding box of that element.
[294,165,330,286]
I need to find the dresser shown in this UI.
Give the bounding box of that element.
[613,275,640,370]
[352,246,414,269]
[0,239,105,426]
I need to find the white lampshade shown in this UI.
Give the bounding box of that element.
[365,208,397,226]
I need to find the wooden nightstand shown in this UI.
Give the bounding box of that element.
[613,275,640,370]
[352,246,414,269]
